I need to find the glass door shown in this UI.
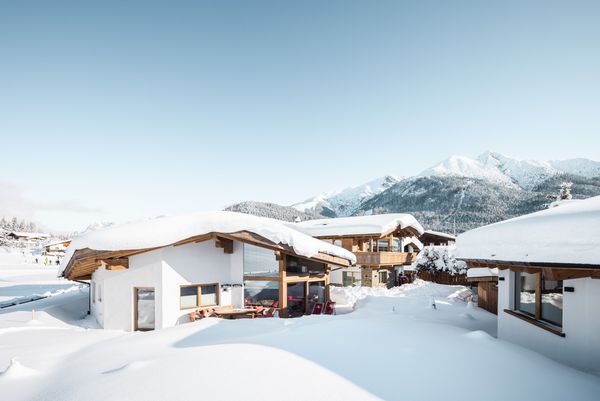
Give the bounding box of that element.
[135,287,155,331]
[307,281,326,314]
[287,282,306,318]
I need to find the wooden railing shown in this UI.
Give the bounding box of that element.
[355,252,418,266]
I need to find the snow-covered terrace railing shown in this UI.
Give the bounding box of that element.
[59,211,357,280]
[456,196,600,267]
[293,214,425,238]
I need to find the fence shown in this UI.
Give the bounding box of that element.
[417,271,470,286]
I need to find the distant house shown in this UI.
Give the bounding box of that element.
[60,212,355,331]
[295,214,424,288]
[457,196,600,372]
[43,239,72,262]
[420,230,455,246]
[7,231,50,242]
[44,239,71,253]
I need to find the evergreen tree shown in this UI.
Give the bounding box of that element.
[558,182,573,201]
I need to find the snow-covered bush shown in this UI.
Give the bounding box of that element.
[415,246,467,276]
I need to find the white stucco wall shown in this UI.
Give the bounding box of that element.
[498,269,600,372]
[91,240,246,331]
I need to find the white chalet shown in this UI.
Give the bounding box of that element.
[59,212,355,331]
[457,196,600,372]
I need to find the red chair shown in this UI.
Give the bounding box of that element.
[311,302,324,315]
[324,300,335,315]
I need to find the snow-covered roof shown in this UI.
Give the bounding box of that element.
[294,214,424,238]
[60,211,356,275]
[423,230,456,240]
[404,236,424,251]
[467,267,499,279]
[457,196,600,266]
[9,232,50,239]
[45,239,71,247]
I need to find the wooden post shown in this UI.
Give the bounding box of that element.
[535,272,542,320]
[325,266,331,302]
[278,256,288,318]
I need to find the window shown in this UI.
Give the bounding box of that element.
[180,284,220,309]
[514,271,536,317]
[391,238,401,252]
[286,256,325,276]
[343,271,361,287]
[243,244,279,277]
[513,271,563,328]
[378,239,389,252]
[541,276,563,327]
[91,282,96,304]
[380,270,388,284]
[244,280,279,307]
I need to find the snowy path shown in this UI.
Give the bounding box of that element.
[1,280,599,401]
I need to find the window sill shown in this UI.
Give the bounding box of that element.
[504,309,565,337]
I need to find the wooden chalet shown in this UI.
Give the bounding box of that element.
[295,214,425,288]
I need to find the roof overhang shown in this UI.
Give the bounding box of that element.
[314,226,422,240]
[462,258,600,280]
[62,230,352,281]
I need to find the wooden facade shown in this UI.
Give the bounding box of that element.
[315,228,421,288]
[475,280,498,315]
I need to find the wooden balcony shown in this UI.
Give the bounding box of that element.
[354,251,418,267]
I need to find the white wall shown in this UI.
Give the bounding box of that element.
[160,240,244,327]
[91,239,246,331]
[498,269,600,372]
[91,249,164,331]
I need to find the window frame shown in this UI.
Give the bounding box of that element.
[509,271,564,336]
[179,283,220,310]
[379,270,388,284]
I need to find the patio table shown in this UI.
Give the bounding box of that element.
[213,308,259,319]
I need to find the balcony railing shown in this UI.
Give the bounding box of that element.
[354,251,417,266]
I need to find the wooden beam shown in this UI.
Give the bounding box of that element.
[214,236,233,254]
[278,256,288,318]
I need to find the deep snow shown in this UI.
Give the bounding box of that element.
[1,269,599,400]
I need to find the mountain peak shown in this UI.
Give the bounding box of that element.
[291,175,402,217]
[417,154,518,188]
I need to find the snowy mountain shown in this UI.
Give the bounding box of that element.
[291,175,401,217]
[419,152,600,190]
[417,154,518,188]
[229,152,600,233]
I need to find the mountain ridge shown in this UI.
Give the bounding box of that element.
[227,152,600,233]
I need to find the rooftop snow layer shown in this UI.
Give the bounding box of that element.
[294,213,424,237]
[59,211,356,275]
[466,267,499,278]
[423,230,456,240]
[457,196,600,266]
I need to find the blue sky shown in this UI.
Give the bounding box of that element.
[1,1,599,232]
